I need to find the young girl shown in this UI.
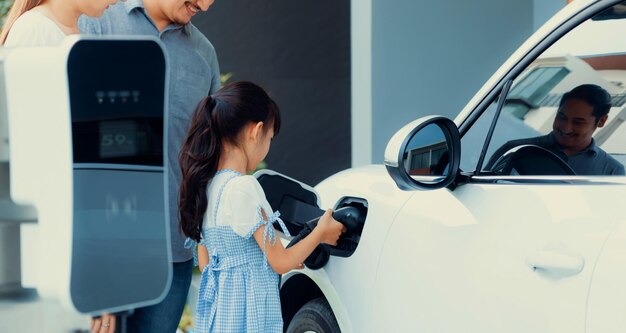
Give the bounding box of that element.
[179,81,345,332]
[0,0,119,46]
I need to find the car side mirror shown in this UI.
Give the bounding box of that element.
[384,116,461,190]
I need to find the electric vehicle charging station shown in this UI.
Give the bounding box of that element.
[0,36,171,323]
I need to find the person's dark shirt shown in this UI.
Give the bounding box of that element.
[487,133,625,175]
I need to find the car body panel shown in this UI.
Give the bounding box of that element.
[586,220,626,333]
[313,165,415,333]
[279,1,626,332]
[311,164,626,332]
[373,181,623,332]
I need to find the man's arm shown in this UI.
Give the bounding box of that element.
[208,50,221,93]
[612,162,625,175]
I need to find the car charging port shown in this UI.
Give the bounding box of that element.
[330,196,368,258]
[255,170,369,269]
[286,196,368,269]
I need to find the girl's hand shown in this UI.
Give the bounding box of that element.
[256,208,344,274]
[198,244,209,272]
[315,209,346,246]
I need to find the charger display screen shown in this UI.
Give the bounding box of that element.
[72,117,162,166]
[99,120,138,159]
[68,40,166,167]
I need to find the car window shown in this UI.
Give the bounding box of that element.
[459,96,497,172]
[463,3,626,176]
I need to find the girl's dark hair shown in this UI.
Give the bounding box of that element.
[179,81,281,242]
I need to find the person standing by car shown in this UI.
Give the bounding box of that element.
[487,84,625,175]
[179,81,345,333]
[80,0,221,332]
[2,1,127,333]
[0,0,119,46]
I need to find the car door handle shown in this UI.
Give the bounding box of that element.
[526,250,584,278]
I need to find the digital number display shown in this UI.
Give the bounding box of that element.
[99,120,138,159]
[72,117,162,166]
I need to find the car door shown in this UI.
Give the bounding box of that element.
[372,1,626,332]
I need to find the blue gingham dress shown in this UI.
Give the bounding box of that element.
[188,170,290,333]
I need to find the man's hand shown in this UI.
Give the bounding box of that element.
[91,313,116,333]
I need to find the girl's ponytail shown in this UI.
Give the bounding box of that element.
[179,96,221,242]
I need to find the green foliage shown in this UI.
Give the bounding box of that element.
[0,0,11,25]
[178,304,194,332]
[252,160,267,173]
[220,72,233,86]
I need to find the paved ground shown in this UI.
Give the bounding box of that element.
[0,289,90,333]
[0,279,202,333]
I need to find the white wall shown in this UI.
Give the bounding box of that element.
[535,0,567,30]
[351,0,373,167]
[352,0,567,165]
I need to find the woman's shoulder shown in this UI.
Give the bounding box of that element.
[11,10,59,32]
[4,10,65,47]
[13,10,50,23]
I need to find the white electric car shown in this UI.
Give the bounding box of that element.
[265,0,626,332]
